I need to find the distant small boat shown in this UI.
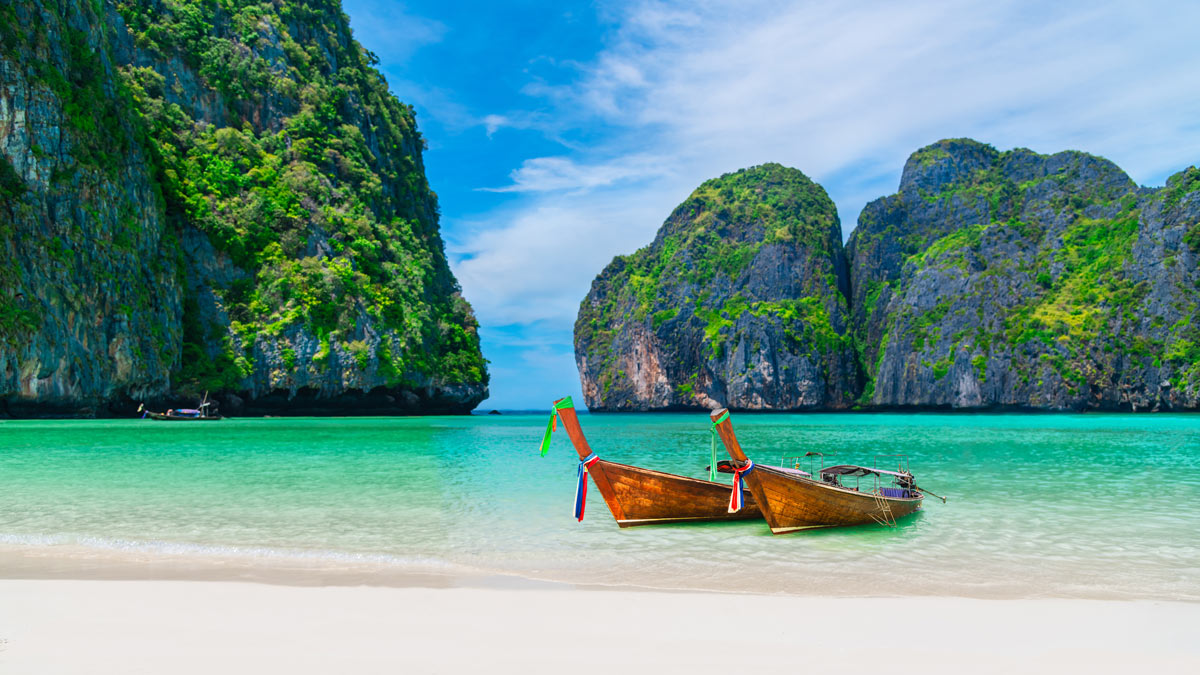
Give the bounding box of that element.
[710,408,942,534]
[540,397,760,526]
[138,393,223,421]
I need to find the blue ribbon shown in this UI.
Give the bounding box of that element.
[575,452,599,521]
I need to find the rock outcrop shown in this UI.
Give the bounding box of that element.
[0,0,183,416]
[577,140,1200,412]
[0,0,487,417]
[575,163,857,411]
[849,138,1200,411]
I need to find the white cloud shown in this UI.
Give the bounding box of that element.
[448,190,678,328]
[482,114,508,137]
[482,154,673,193]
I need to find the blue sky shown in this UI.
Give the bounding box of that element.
[341,0,1200,410]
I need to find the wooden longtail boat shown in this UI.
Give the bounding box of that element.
[711,408,929,534]
[544,397,760,527]
[138,399,223,421]
[142,410,223,421]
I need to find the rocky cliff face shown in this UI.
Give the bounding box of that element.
[575,163,857,411]
[0,0,487,417]
[849,139,1200,411]
[578,141,1200,412]
[0,0,183,416]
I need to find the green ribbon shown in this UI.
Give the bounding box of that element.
[709,410,729,481]
[539,397,575,457]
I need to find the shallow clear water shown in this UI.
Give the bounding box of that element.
[1,412,1197,599]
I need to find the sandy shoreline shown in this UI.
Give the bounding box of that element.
[1,545,1198,672]
[0,579,1196,674]
[6,541,1193,601]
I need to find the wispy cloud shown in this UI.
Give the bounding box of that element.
[481,114,508,137]
[448,193,672,327]
[481,154,673,193]
[341,1,447,64]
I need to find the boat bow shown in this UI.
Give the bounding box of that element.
[542,398,761,526]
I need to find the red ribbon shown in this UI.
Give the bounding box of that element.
[728,460,754,513]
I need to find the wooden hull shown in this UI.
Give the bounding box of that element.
[596,459,760,527]
[751,465,922,534]
[549,400,759,527]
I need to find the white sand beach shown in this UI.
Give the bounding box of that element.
[1,577,1196,674]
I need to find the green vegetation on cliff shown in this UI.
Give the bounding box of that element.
[0,0,486,416]
[578,140,1200,413]
[576,163,856,410]
[0,154,22,209]
[578,163,842,353]
[114,0,486,394]
[0,0,180,378]
[851,138,1200,409]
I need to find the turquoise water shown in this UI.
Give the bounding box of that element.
[1,413,1197,600]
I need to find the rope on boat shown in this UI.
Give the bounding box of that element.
[728,460,753,513]
[709,410,729,482]
[575,452,600,521]
[539,396,575,456]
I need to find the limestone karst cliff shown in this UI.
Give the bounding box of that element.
[0,0,487,417]
[577,141,1200,412]
[849,139,1200,411]
[575,163,857,411]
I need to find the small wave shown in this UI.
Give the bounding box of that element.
[0,531,464,571]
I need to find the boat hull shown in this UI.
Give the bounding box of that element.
[593,459,760,527]
[752,465,922,534]
[551,400,760,527]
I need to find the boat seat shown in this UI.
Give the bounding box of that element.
[879,487,911,499]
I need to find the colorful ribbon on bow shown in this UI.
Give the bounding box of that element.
[709,410,729,482]
[539,396,575,456]
[728,460,754,513]
[575,452,600,521]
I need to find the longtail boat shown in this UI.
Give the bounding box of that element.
[710,408,940,534]
[539,397,760,527]
[138,395,223,421]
